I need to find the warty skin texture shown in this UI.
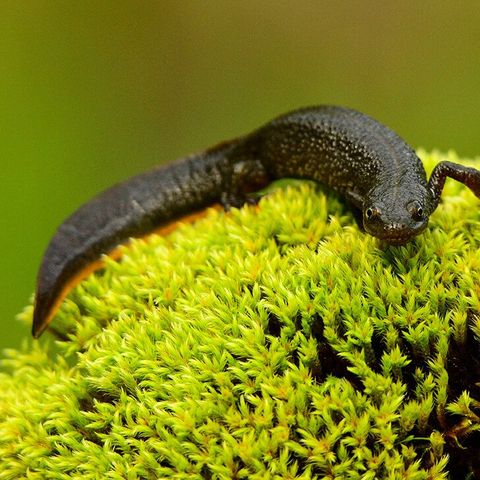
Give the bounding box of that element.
[32,105,480,337]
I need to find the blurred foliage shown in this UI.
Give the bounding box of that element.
[2,1,480,349]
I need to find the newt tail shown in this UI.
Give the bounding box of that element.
[32,140,247,338]
[32,106,480,337]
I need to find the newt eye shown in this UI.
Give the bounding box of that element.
[409,201,424,220]
[365,206,380,220]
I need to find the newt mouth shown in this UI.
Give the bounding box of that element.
[366,220,428,245]
[377,224,428,245]
[380,235,412,246]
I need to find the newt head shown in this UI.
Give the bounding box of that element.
[362,184,431,245]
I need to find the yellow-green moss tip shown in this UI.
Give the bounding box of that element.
[1,151,480,479]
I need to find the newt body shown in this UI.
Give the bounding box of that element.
[33,106,480,337]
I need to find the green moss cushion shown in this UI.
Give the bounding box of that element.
[1,151,480,479]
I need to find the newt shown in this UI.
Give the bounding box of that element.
[32,106,480,338]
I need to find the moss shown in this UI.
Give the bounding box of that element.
[1,150,480,479]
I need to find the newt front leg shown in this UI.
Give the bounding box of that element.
[428,161,480,211]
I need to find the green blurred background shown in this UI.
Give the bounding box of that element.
[2,1,480,349]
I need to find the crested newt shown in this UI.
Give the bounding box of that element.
[32,106,480,337]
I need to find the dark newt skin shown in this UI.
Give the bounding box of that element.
[32,105,480,338]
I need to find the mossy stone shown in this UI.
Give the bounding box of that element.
[1,151,479,479]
